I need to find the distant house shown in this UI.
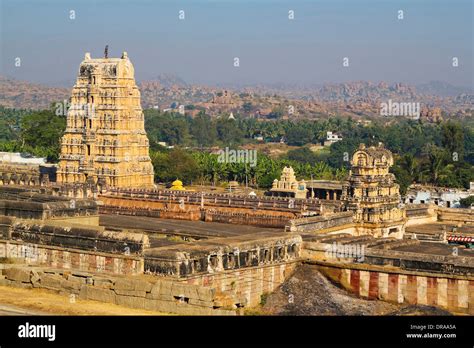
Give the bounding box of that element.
[326,131,343,143]
[405,183,474,208]
[254,134,264,142]
[0,152,46,165]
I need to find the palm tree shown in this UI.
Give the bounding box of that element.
[401,153,419,181]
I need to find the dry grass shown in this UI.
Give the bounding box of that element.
[0,286,170,316]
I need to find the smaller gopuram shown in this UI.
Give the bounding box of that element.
[341,143,406,238]
[268,166,307,199]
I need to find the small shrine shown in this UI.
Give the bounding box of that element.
[267,166,307,199]
[170,179,186,191]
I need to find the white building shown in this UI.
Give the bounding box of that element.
[405,184,474,208]
[326,131,343,144]
[0,152,46,165]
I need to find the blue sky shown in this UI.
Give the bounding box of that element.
[0,0,472,87]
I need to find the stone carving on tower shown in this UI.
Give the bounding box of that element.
[57,51,155,189]
[341,143,406,238]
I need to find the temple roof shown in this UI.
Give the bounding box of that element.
[77,51,134,79]
[353,143,393,166]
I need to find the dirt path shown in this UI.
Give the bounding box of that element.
[0,286,170,316]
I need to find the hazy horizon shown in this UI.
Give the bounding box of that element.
[1,0,472,88]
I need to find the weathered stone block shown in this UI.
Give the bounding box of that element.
[171,283,186,297]
[114,278,152,292]
[93,277,114,289]
[114,289,146,297]
[4,268,31,283]
[145,292,172,301]
[149,281,160,295]
[116,294,145,309]
[67,275,86,284]
[197,287,216,302]
[30,270,41,284]
[171,283,200,299]
[60,279,82,291]
[80,285,116,303]
[188,298,214,308]
[41,274,63,289]
[144,298,176,313]
[159,280,172,295]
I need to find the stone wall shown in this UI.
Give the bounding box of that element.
[2,218,149,255]
[204,210,290,228]
[312,261,473,315]
[99,195,298,227]
[0,163,55,186]
[0,265,234,315]
[183,261,299,307]
[103,189,328,212]
[0,240,143,275]
[438,207,474,224]
[303,241,474,277]
[0,187,98,224]
[99,205,202,221]
[287,212,354,233]
[144,234,302,278]
[405,204,438,227]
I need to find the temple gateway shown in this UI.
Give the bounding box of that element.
[57,51,154,189]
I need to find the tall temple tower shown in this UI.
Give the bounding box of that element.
[57,51,154,189]
[341,143,406,238]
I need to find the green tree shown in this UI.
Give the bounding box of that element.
[441,121,464,159]
[286,124,313,146]
[286,147,318,164]
[151,148,199,184]
[190,112,217,147]
[459,196,474,208]
[216,118,243,146]
[19,109,66,161]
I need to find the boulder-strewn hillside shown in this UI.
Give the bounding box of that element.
[0,76,70,110]
[0,76,472,119]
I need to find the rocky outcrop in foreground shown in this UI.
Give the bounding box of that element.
[261,264,452,316]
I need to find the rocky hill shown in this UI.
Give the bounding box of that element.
[0,76,69,110]
[0,76,471,119]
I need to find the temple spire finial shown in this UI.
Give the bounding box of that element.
[104,45,109,59]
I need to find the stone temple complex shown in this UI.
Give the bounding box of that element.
[0,52,472,316]
[57,52,154,189]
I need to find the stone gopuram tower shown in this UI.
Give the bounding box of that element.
[341,143,406,238]
[57,51,154,189]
